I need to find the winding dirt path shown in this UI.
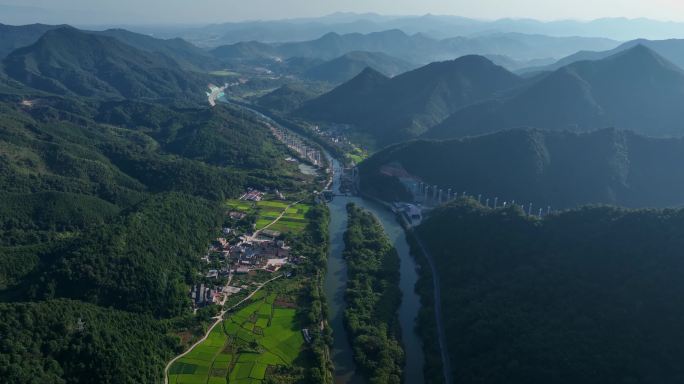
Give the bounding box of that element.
[164,274,283,384]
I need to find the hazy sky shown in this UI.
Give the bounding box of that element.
[2,0,684,24]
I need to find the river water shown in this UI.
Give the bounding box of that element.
[216,97,425,383]
[323,156,425,384]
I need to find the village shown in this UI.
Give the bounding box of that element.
[190,187,307,310]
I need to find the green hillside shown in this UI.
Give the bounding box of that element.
[416,200,684,383]
[0,84,299,381]
[3,27,210,101]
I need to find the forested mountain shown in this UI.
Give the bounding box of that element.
[428,45,684,139]
[2,27,210,101]
[298,55,522,146]
[0,23,61,58]
[360,128,684,209]
[302,51,414,83]
[93,28,219,72]
[0,299,179,383]
[255,84,319,113]
[417,200,684,383]
[210,40,280,62]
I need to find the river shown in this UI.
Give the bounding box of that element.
[217,97,425,383]
[323,156,425,384]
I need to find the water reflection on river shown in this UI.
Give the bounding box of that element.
[323,156,425,384]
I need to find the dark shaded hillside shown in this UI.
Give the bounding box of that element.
[360,128,684,209]
[303,50,414,83]
[429,45,684,139]
[296,67,390,123]
[417,201,684,384]
[298,55,522,146]
[2,27,210,101]
[255,84,318,113]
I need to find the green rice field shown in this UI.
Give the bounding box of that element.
[168,291,304,384]
[225,199,310,234]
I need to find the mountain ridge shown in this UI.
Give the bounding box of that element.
[2,26,210,101]
[428,45,684,139]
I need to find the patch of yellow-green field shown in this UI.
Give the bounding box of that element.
[209,70,240,77]
[169,291,304,384]
[225,199,255,213]
[225,198,311,234]
[346,145,368,165]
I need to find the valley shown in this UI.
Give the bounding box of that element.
[5,8,684,384]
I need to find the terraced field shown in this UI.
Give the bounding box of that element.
[168,290,304,384]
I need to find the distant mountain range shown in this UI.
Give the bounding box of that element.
[2,26,211,101]
[147,13,684,45]
[303,44,684,146]
[360,128,684,209]
[210,29,618,65]
[297,55,522,146]
[302,51,414,83]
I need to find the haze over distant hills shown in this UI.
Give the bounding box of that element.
[302,51,414,83]
[136,13,684,45]
[211,29,618,65]
[521,38,684,73]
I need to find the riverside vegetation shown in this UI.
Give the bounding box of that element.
[342,204,404,383]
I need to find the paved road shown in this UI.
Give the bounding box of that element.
[164,274,283,384]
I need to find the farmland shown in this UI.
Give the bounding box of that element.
[225,199,310,234]
[168,279,306,384]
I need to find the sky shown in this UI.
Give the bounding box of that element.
[2,0,684,25]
